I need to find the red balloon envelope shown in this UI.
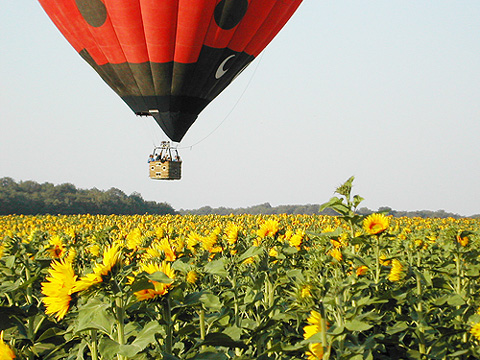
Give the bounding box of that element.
[38,0,303,142]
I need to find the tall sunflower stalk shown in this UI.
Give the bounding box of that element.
[414,248,426,356]
[72,242,125,359]
[363,214,390,284]
[90,329,99,360]
[115,293,127,360]
[303,304,330,360]
[319,176,364,242]
[454,231,470,344]
[162,294,173,355]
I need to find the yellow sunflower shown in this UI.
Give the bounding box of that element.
[0,331,15,360]
[303,310,324,360]
[388,259,404,282]
[268,247,279,257]
[289,230,304,250]
[306,342,324,360]
[300,285,312,299]
[160,238,177,261]
[225,223,239,245]
[303,310,322,339]
[257,220,280,239]
[457,234,469,247]
[187,232,201,253]
[363,214,389,235]
[356,265,369,276]
[186,270,198,284]
[65,248,76,263]
[88,244,101,257]
[201,233,219,253]
[330,238,342,248]
[73,243,122,292]
[134,261,175,301]
[379,254,391,266]
[47,235,66,258]
[126,228,143,250]
[41,259,77,320]
[470,322,480,341]
[144,238,177,262]
[328,248,343,262]
[241,256,255,266]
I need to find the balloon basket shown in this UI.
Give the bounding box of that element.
[148,141,182,180]
[149,160,182,180]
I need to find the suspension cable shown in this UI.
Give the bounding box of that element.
[177,51,266,150]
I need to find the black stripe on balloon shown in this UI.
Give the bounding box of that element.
[78,46,255,141]
[79,50,147,112]
[175,46,255,102]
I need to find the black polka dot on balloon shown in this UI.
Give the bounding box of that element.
[76,0,107,28]
[214,0,249,30]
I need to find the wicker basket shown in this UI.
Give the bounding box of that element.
[149,161,182,180]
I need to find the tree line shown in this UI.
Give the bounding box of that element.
[179,203,468,218]
[178,203,326,216]
[0,178,176,215]
[0,177,472,218]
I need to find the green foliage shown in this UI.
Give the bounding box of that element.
[1,177,480,359]
[0,177,176,215]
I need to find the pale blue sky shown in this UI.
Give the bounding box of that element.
[2,1,480,215]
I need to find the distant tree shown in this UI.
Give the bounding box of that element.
[378,206,394,215]
[0,178,176,215]
[357,207,373,215]
[0,177,17,188]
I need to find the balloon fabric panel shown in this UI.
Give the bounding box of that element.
[38,0,303,142]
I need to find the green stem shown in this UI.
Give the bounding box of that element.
[374,237,380,284]
[455,252,462,295]
[265,275,274,309]
[25,266,35,340]
[116,296,126,360]
[351,276,357,308]
[199,309,206,340]
[348,219,355,241]
[268,279,274,309]
[230,276,240,327]
[34,316,46,337]
[90,330,99,360]
[454,251,467,343]
[163,294,173,355]
[5,293,14,307]
[319,303,329,360]
[199,308,206,351]
[25,266,33,304]
[415,272,426,355]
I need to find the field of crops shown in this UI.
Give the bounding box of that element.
[1,180,480,360]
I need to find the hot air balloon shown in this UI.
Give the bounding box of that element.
[38,0,303,179]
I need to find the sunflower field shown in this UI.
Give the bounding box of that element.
[1,178,480,360]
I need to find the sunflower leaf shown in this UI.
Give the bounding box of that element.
[237,246,264,262]
[146,271,173,284]
[130,277,154,292]
[203,259,227,277]
[345,319,373,332]
[130,321,163,350]
[199,293,222,311]
[76,298,114,335]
